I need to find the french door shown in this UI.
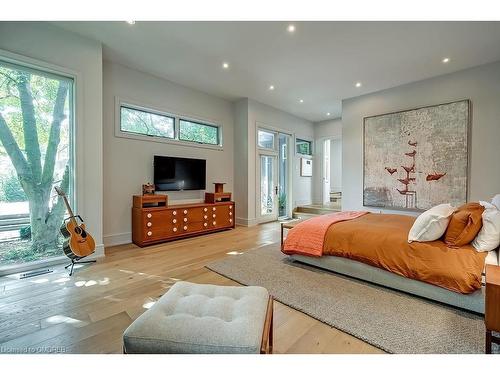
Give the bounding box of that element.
[258,154,278,222]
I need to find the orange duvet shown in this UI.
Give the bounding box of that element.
[323,213,487,294]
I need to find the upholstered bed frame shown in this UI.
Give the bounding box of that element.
[289,254,487,314]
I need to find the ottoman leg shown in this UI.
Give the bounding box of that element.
[261,296,274,354]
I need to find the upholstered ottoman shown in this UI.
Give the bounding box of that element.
[123,281,273,354]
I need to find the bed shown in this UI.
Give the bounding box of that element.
[283,213,498,314]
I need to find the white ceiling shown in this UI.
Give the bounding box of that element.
[55,21,500,122]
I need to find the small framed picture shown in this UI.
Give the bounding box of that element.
[300,158,312,177]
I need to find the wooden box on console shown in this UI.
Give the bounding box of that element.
[132,198,235,247]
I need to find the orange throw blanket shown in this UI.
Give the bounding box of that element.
[282,211,369,257]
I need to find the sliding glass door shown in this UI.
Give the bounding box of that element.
[0,58,74,272]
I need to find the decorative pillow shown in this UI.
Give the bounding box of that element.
[408,203,456,243]
[444,202,485,247]
[492,194,500,210]
[472,201,500,252]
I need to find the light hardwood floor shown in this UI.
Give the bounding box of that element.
[0,223,384,354]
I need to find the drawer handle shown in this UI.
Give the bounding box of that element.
[183,210,188,214]
[173,211,177,216]
[147,222,152,227]
[204,208,208,212]
[173,227,177,232]
[213,214,216,218]
[212,207,216,211]
[183,225,188,231]
[204,222,208,227]
[183,218,188,222]
[147,231,152,236]
[172,219,177,224]
[213,221,216,226]
[147,213,152,218]
[204,215,208,220]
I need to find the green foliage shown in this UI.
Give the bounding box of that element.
[0,173,27,202]
[179,120,218,145]
[279,192,287,210]
[296,139,312,155]
[0,238,63,265]
[0,62,72,263]
[19,225,31,239]
[121,106,175,138]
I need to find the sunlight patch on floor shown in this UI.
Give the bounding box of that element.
[226,251,243,255]
[45,315,86,327]
[142,297,157,309]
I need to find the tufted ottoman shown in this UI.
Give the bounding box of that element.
[123,281,273,354]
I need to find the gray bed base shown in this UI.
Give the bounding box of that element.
[289,254,485,314]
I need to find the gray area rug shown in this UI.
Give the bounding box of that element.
[206,243,495,354]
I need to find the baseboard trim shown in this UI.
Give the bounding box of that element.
[104,232,132,247]
[88,244,105,259]
[235,217,258,227]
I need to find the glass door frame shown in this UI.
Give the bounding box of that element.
[256,123,293,223]
[0,49,78,276]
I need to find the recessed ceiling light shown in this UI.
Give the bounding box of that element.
[355,82,362,88]
[269,85,275,90]
[222,62,229,69]
[442,57,450,63]
[126,20,136,25]
[299,99,304,103]
[287,24,296,33]
[326,112,331,116]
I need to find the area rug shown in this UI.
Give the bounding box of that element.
[206,243,492,354]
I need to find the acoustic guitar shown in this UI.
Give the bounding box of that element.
[54,186,96,259]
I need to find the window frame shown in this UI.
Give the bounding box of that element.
[115,97,223,151]
[120,104,176,140]
[179,117,220,146]
[257,128,278,152]
[0,49,79,275]
[295,137,314,157]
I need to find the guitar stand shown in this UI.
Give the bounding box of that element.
[65,257,96,276]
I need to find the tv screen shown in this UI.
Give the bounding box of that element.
[154,156,206,191]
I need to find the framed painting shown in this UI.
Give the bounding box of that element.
[363,99,470,211]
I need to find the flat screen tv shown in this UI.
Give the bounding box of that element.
[154,156,206,191]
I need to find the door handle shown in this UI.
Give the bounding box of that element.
[275,186,278,195]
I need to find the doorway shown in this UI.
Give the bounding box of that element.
[322,137,342,210]
[257,128,292,223]
[278,133,290,219]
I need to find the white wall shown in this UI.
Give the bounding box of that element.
[103,62,234,246]
[0,22,104,256]
[330,139,342,193]
[313,118,342,203]
[342,61,500,214]
[233,99,315,225]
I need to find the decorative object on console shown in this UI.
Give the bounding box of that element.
[142,182,155,195]
[132,194,234,247]
[300,158,312,177]
[364,99,469,211]
[205,182,232,203]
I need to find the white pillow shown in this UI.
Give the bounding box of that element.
[472,201,500,252]
[491,194,500,210]
[408,203,456,243]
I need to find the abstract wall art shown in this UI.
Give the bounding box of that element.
[363,100,470,211]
